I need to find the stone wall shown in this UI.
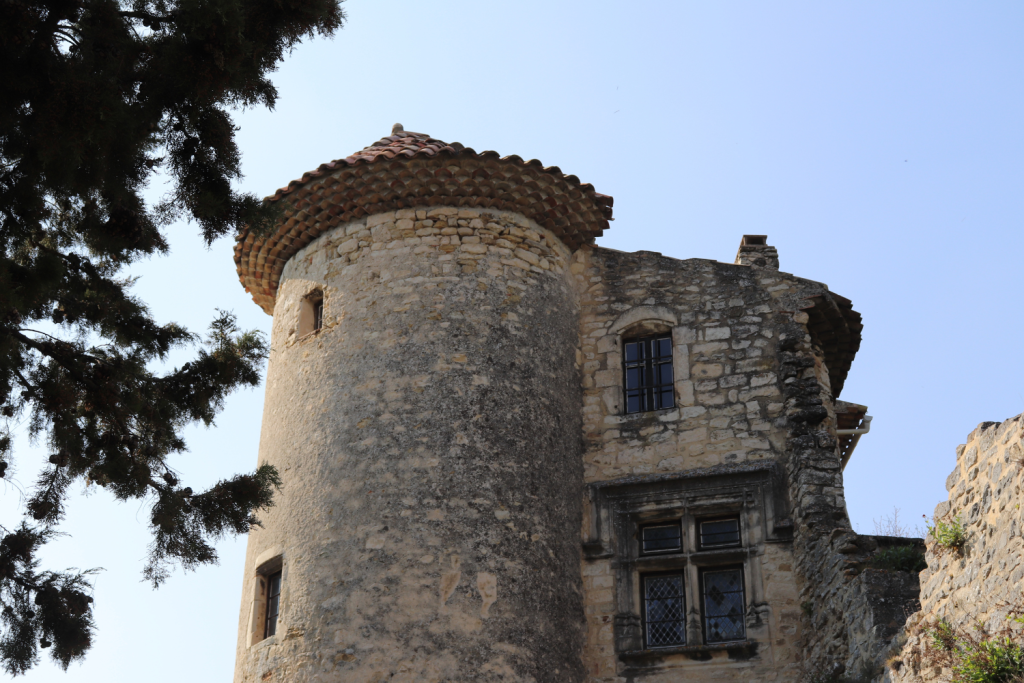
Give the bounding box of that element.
[573,245,848,681]
[234,207,588,683]
[233,217,919,682]
[769,314,924,681]
[798,531,923,681]
[887,414,1024,682]
[567,244,921,682]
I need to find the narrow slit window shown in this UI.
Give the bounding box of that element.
[698,518,741,550]
[701,567,746,643]
[264,571,282,638]
[299,292,324,337]
[642,573,686,648]
[640,523,682,554]
[623,334,674,414]
[312,299,324,332]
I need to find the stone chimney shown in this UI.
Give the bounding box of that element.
[734,235,779,270]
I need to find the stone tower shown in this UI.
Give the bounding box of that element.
[234,125,927,683]
[232,125,614,683]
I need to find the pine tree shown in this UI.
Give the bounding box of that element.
[0,0,344,673]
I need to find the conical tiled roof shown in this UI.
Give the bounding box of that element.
[234,125,614,314]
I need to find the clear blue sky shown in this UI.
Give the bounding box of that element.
[4,1,1023,679]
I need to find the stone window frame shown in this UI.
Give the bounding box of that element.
[297,288,325,339]
[605,306,692,416]
[583,462,792,665]
[247,550,285,647]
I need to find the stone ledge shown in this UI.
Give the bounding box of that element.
[619,640,759,664]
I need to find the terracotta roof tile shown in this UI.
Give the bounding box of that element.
[236,125,614,314]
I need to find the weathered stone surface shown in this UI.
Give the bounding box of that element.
[230,129,901,683]
[886,415,1024,683]
[234,209,586,683]
[571,247,881,681]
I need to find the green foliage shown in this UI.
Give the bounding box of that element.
[0,0,343,673]
[802,600,815,617]
[927,516,967,554]
[0,526,95,675]
[931,619,959,651]
[950,638,1024,683]
[871,545,927,573]
[924,619,1024,683]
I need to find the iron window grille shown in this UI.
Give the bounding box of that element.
[640,522,683,555]
[623,334,675,414]
[698,517,741,550]
[312,299,324,332]
[264,571,282,638]
[701,567,746,644]
[641,573,686,648]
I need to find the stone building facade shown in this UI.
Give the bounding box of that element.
[230,125,913,683]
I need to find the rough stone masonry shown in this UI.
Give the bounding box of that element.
[886,415,1024,683]
[230,125,922,683]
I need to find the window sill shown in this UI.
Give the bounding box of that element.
[617,406,678,422]
[250,634,276,651]
[619,640,758,663]
[689,547,750,564]
[629,546,751,567]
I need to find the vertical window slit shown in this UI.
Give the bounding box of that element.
[264,571,282,639]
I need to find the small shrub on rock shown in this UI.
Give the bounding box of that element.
[923,618,1024,683]
[927,516,967,555]
[951,638,1024,683]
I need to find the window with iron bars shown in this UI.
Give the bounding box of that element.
[623,334,674,414]
[640,522,683,555]
[312,299,324,332]
[698,518,741,550]
[264,571,282,639]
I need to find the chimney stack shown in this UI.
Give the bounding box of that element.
[735,235,779,270]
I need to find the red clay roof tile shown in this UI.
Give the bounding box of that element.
[236,125,614,314]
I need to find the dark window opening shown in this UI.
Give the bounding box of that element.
[312,299,324,332]
[640,523,682,554]
[623,334,674,414]
[264,571,282,639]
[299,292,324,337]
[701,567,746,644]
[698,518,741,550]
[642,573,686,648]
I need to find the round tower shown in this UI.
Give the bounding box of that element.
[231,125,614,683]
